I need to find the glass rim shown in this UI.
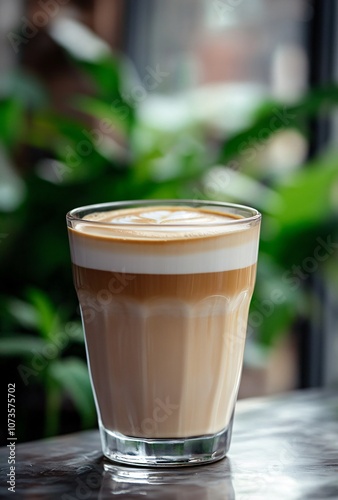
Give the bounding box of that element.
[66,199,261,227]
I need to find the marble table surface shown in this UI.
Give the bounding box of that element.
[1,389,337,499]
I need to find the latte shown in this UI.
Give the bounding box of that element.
[68,205,259,439]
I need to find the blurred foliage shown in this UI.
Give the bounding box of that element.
[1,290,95,438]
[1,26,338,441]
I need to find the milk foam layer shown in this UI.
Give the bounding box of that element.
[68,206,260,274]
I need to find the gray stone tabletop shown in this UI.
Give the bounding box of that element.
[1,389,338,499]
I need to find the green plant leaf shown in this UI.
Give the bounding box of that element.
[44,371,63,437]
[0,70,48,109]
[272,154,338,227]
[26,288,60,340]
[27,111,112,180]
[0,98,24,150]
[48,357,96,428]
[0,143,26,211]
[76,57,121,96]
[5,298,38,330]
[0,336,47,357]
[218,84,338,164]
[250,255,299,347]
[73,95,131,136]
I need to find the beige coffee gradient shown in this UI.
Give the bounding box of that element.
[73,265,256,438]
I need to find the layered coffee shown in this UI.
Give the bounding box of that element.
[68,205,260,439]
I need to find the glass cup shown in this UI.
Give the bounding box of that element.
[66,200,261,467]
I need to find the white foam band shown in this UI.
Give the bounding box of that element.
[69,235,259,274]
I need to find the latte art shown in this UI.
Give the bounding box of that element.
[85,207,238,225]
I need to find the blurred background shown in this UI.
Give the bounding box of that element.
[1,0,338,443]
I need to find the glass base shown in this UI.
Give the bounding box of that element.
[100,418,234,467]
